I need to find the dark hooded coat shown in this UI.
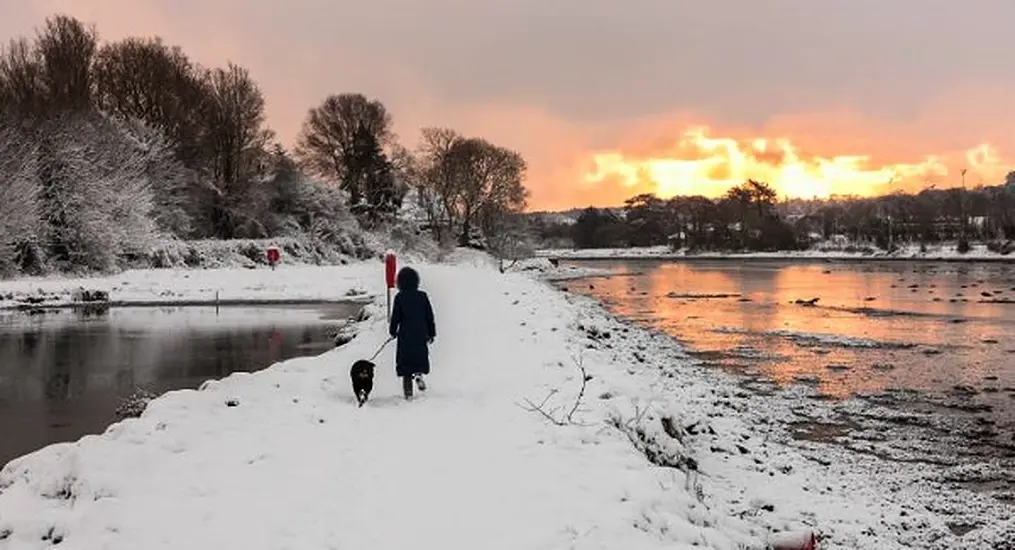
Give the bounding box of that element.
[388,267,436,377]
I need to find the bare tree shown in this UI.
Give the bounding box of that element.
[294,93,393,206]
[412,128,529,246]
[486,213,536,272]
[0,37,46,115]
[92,36,209,169]
[415,126,461,243]
[445,137,528,245]
[195,63,274,238]
[35,14,98,112]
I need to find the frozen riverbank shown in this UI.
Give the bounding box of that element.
[0,252,1011,548]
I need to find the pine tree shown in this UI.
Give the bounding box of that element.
[347,124,399,224]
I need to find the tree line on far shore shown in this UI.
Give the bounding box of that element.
[528,178,1015,254]
[0,14,529,276]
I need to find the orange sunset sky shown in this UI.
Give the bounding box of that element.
[4,0,1015,211]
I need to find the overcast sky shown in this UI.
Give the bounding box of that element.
[4,0,1015,208]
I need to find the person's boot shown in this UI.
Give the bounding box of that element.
[414,373,427,392]
[402,375,413,400]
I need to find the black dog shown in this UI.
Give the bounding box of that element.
[350,360,375,407]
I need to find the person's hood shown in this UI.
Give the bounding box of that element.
[396,267,420,291]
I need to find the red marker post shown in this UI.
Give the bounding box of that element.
[384,251,397,321]
[266,246,280,270]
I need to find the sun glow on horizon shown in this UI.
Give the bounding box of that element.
[583,126,1012,200]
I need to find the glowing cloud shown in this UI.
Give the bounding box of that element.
[583,127,1013,200]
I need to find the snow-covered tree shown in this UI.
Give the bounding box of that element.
[0,119,43,274]
[35,112,160,271]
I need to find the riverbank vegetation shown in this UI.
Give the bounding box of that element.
[528,178,1015,254]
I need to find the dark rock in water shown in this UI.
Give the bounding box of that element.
[226,398,240,407]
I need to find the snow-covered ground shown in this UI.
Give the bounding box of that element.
[0,251,1010,548]
[0,264,379,311]
[538,242,1015,262]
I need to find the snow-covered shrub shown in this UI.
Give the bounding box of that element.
[29,112,161,273]
[109,116,194,236]
[258,170,378,258]
[132,236,378,270]
[361,218,440,262]
[0,120,43,275]
[607,407,699,473]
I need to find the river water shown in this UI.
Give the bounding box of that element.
[558,259,1015,485]
[0,303,361,467]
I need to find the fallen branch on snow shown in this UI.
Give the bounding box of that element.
[518,353,592,426]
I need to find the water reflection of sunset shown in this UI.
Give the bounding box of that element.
[563,260,1015,401]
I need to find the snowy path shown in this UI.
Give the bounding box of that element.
[0,263,677,549]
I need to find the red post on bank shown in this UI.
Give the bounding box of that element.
[384,251,397,322]
[266,246,280,270]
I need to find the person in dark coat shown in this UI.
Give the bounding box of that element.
[388,266,436,399]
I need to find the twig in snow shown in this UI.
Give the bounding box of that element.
[518,353,592,426]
